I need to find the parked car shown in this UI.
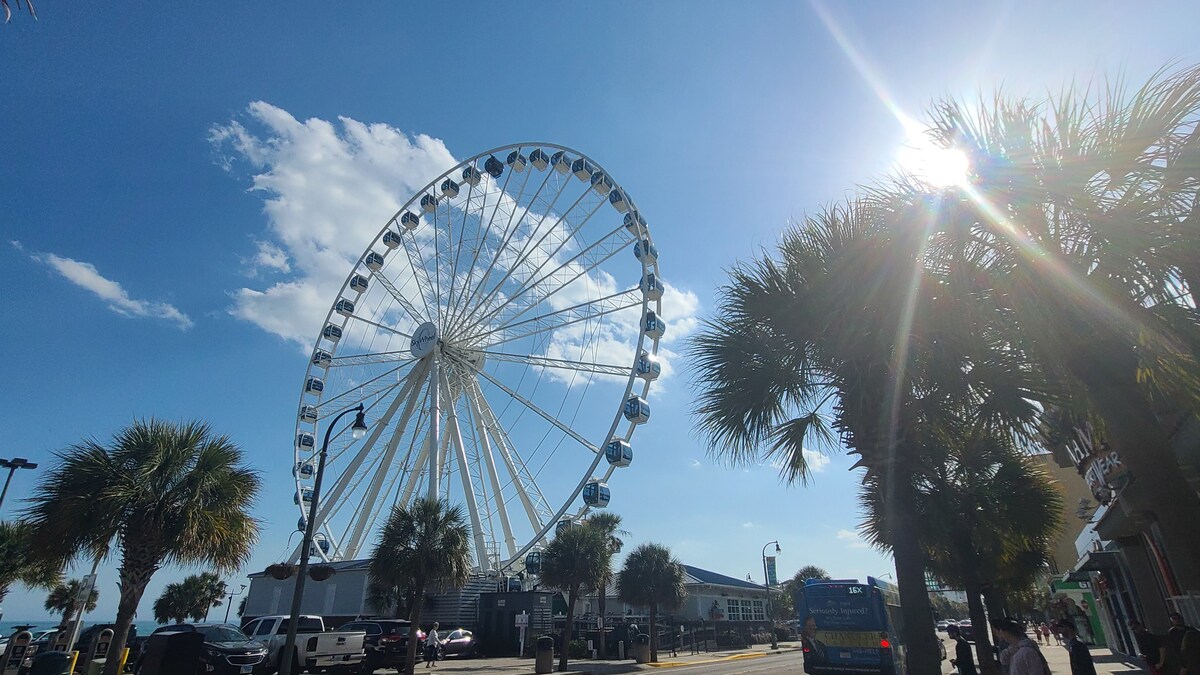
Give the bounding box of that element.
[440,629,478,658]
[135,623,267,675]
[241,615,365,674]
[957,620,975,643]
[76,624,141,651]
[337,619,423,670]
[936,620,954,632]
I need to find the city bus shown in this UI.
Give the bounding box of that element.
[795,576,905,675]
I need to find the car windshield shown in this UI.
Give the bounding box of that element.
[384,625,410,635]
[201,626,249,642]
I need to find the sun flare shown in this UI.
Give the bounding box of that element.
[896,142,971,188]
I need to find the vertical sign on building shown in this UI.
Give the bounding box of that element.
[765,556,778,586]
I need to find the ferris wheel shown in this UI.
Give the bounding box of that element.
[291,143,665,572]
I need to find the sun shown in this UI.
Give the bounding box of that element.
[896,141,971,188]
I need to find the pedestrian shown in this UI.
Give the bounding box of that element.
[1169,613,1200,675]
[424,621,441,668]
[948,624,977,675]
[1035,623,1044,645]
[991,617,1050,675]
[1056,620,1097,675]
[1041,623,1052,645]
[1129,619,1167,675]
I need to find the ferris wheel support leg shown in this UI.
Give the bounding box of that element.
[470,391,518,559]
[426,358,442,501]
[443,370,491,571]
[467,381,548,536]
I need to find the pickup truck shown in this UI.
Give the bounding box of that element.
[241,615,365,674]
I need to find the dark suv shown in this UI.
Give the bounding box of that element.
[338,619,421,669]
[136,623,267,675]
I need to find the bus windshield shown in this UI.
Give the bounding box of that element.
[795,577,904,675]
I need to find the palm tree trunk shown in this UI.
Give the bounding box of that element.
[963,579,998,675]
[104,560,155,675]
[404,580,426,675]
[888,465,942,675]
[559,588,578,671]
[649,604,658,663]
[598,580,608,659]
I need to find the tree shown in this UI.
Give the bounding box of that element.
[0,521,59,605]
[617,543,687,663]
[1,0,35,23]
[539,522,609,671]
[367,498,471,675]
[22,419,261,675]
[157,573,227,623]
[44,578,99,626]
[189,572,227,620]
[584,513,626,659]
[153,582,191,624]
[789,566,830,587]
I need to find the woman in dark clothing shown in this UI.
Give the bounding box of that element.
[1130,619,1168,675]
[1056,620,1098,675]
[948,624,977,675]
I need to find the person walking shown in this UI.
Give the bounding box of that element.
[1169,613,1200,675]
[992,617,1049,675]
[424,621,441,668]
[1041,623,1052,645]
[948,624,977,675]
[1130,619,1168,675]
[1056,620,1098,675]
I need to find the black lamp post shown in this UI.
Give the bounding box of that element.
[761,540,781,650]
[279,404,367,675]
[224,583,247,623]
[0,457,38,512]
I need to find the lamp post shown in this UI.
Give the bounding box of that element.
[0,457,38,512]
[279,404,367,675]
[761,540,780,650]
[224,583,247,623]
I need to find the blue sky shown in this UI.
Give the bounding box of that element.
[1,1,1196,622]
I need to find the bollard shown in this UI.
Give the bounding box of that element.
[534,635,554,674]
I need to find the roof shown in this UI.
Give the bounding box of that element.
[247,558,371,578]
[681,564,766,591]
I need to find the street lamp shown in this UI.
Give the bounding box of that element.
[0,457,38,512]
[224,583,248,623]
[762,540,781,650]
[279,404,367,675]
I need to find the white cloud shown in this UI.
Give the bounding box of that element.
[20,244,192,329]
[836,528,870,549]
[803,448,830,473]
[250,240,290,274]
[689,458,702,469]
[742,521,757,529]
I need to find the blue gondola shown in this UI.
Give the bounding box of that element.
[305,377,325,394]
[555,519,574,536]
[507,150,527,172]
[641,273,664,301]
[609,188,630,213]
[529,148,550,170]
[299,405,318,422]
[350,275,369,293]
[296,432,315,450]
[420,194,438,213]
[636,351,661,381]
[644,310,667,339]
[310,534,330,556]
[551,150,572,174]
[583,480,611,508]
[311,350,333,368]
[400,211,421,230]
[623,211,646,234]
[634,239,658,264]
[590,172,613,196]
[334,299,355,317]
[295,486,314,505]
[382,230,402,249]
[571,158,595,181]
[605,439,633,468]
[364,251,385,272]
[485,155,504,178]
[441,179,460,199]
[294,462,316,480]
[524,550,542,575]
[297,516,307,532]
[322,324,343,342]
[462,165,483,187]
[623,395,650,424]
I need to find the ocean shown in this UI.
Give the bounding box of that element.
[0,621,164,638]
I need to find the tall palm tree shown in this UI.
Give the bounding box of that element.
[153,582,191,624]
[0,521,58,604]
[22,419,261,675]
[584,512,626,659]
[44,578,100,627]
[617,543,687,663]
[539,522,609,671]
[190,572,227,620]
[789,566,830,587]
[890,66,1200,587]
[367,498,471,675]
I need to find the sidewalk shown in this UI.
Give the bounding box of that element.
[940,634,1148,675]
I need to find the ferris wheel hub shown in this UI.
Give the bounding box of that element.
[410,321,440,358]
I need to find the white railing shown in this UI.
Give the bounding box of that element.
[1167,593,1200,625]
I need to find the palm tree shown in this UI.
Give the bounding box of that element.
[1,0,35,23]
[789,566,830,587]
[367,498,471,675]
[44,578,100,627]
[0,521,58,604]
[22,419,261,675]
[153,582,191,624]
[890,66,1200,587]
[539,522,609,671]
[584,512,626,659]
[617,543,687,663]
[189,572,227,620]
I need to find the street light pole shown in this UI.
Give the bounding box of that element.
[761,540,780,650]
[279,404,367,675]
[0,457,38,512]
[224,583,247,623]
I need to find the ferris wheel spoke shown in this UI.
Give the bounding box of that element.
[442,370,491,570]
[313,363,408,416]
[476,350,631,377]
[467,380,552,533]
[327,351,417,369]
[395,224,435,321]
[345,312,413,341]
[369,263,426,326]
[471,288,643,349]
[465,389,518,558]
[474,369,598,454]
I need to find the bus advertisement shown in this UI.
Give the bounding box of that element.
[795,576,905,675]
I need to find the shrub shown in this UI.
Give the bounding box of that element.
[569,639,589,659]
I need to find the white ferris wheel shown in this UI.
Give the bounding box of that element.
[291,143,666,573]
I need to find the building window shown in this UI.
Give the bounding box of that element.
[726,599,742,621]
[750,599,766,621]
